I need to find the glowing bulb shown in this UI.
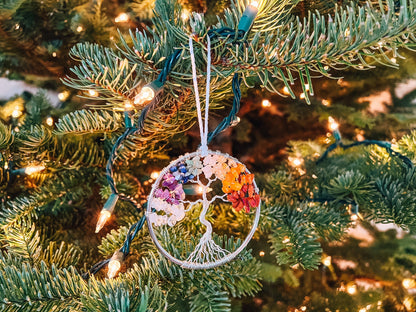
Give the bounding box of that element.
[134,86,155,106]
[328,116,339,131]
[76,25,83,32]
[4,162,8,170]
[259,251,265,257]
[402,278,416,289]
[15,24,20,30]
[197,186,204,194]
[282,236,290,244]
[150,171,160,179]
[124,100,134,110]
[299,93,305,99]
[107,259,121,278]
[96,210,111,233]
[305,84,310,91]
[346,283,357,295]
[300,307,307,311]
[321,99,330,106]
[25,165,45,175]
[14,127,19,132]
[181,9,190,22]
[344,28,350,37]
[351,214,358,221]
[404,297,413,310]
[358,308,366,312]
[115,13,129,23]
[250,1,259,8]
[324,65,329,70]
[58,91,70,101]
[88,89,98,97]
[322,255,332,267]
[391,57,397,63]
[378,41,383,47]
[230,116,241,127]
[52,52,57,57]
[282,86,290,95]
[12,108,22,118]
[262,99,271,107]
[289,157,303,168]
[46,117,54,126]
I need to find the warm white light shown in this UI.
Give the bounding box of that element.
[197,186,204,194]
[107,259,121,278]
[404,297,413,310]
[134,86,155,106]
[181,9,190,22]
[15,24,20,30]
[344,28,350,37]
[58,91,70,101]
[346,283,357,295]
[46,117,54,127]
[76,25,83,32]
[402,278,416,289]
[289,157,303,168]
[378,41,383,47]
[324,65,329,70]
[250,1,259,8]
[259,251,265,257]
[300,306,306,311]
[282,236,290,244]
[391,57,397,63]
[358,308,366,312]
[322,255,331,267]
[351,214,358,221]
[88,89,98,97]
[262,99,271,107]
[4,162,8,170]
[299,93,305,99]
[230,116,241,127]
[96,210,111,233]
[14,127,19,132]
[25,165,45,175]
[12,108,22,118]
[304,84,310,91]
[115,13,129,23]
[282,86,290,95]
[321,99,330,106]
[328,116,339,131]
[124,100,133,110]
[52,52,57,57]
[150,171,160,180]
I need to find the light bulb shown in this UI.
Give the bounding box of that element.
[76,25,83,32]
[328,116,339,131]
[230,116,241,127]
[52,52,57,57]
[350,214,358,221]
[25,165,45,175]
[282,236,290,244]
[259,251,265,257]
[262,99,271,107]
[346,283,357,295]
[134,86,155,106]
[95,210,111,233]
[391,57,397,63]
[88,89,98,97]
[322,255,331,267]
[358,308,366,312]
[46,117,54,126]
[300,306,306,311]
[124,100,134,110]
[282,86,290,95]
[107,259,121,278]
[402,278,416,289]
[289,156,303,168]
[299,93,305,99]
[115,13,129,23]
[150,171,160,179]
[12,108,22,118]
[321,99,330,106]
[304,84,310,91]
[250,1,259,8]
[181,9,190,22]
[344,28,350,37]
[58,91,70,101]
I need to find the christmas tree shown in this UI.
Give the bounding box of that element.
[1,0,416,311]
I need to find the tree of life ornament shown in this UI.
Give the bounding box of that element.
[146,149,261,269]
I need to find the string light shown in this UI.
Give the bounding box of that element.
[299,93,305,99]
[24,165,45,175]
[328,116,339,131]
[358,308,366,312]
[150,171,160,180]
[88,89,98,97]
[391,57,397,63]
[46,117,54,126]
[107,250,124,278]
[230,116,241,127]
[322,255,332,267]
[259,251,265,257]
[115,13,129,23]
[346,283,357,295]
[402,278,416,289]
[52,52,57,57]
[321,99,330,106]
[11,107,22,118]
[58,91,70,101]
[378,41,383,47]
[282,236,290,244]
[403,297,413,310]
[237,1,259,33]
[324,65,329,70]
[282,86,290,95]
[262,99,271,107]
[181,9,190,22]
[300,307,306,311]
[134,81,163,106]
[304,84,310,91]
[15,24,20,30]
[96,194,119,233]
[289,156,303,168]
[124,100,134,110]
[350,214,358,221]
[76,25,84,32]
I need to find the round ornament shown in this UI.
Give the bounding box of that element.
[146,149,261,269]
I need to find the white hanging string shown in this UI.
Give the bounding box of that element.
[189,35,211,156]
